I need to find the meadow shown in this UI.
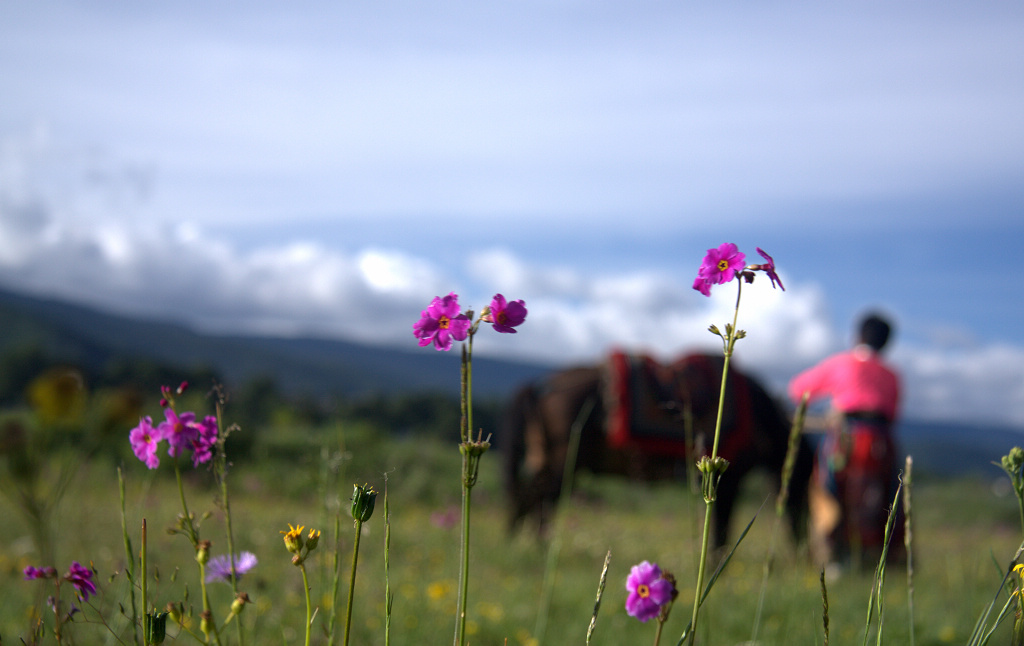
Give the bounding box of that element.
[2,418,1021,645]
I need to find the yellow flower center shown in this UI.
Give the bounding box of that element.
[717,259,729,272]
[496,311,508,324]
[438,315,450,329]
[173,421,185,435]
[637,583,650,598]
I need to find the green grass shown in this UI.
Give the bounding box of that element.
[1,424,1020,645]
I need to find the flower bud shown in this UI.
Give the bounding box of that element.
[281,524,305,554]
[306,528,321,552]
[165,602,181,624]
[145,611,168,644]
[200,610,213,637]
[195,540,211,566]
[351,484,378,522]
[231,592,251,616]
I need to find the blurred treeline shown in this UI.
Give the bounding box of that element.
[0,341,505,464]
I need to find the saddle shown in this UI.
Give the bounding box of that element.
[604,350,689,457]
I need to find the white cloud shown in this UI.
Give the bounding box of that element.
[3,173,1024,427]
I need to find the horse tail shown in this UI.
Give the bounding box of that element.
[502,381,539,531]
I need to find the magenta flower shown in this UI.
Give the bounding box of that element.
[129,416,164,469]
[484,294,527,333]
[205,551,258,583]
[24,565,57,580]
[64,561,97,602]
[753,247,784,291]
[160,408,198,458]
[625,561,676,622]
[190,415,219,467]
[413,292,472,351]
[693,243,746,296]
[692,275,713,297]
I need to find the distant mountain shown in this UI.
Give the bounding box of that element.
[0,287,551,399]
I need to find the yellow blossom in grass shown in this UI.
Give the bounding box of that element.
[281,524,305,554]
[427,580,453,602]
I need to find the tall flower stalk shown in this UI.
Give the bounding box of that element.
[413,291,526,646]
[686,243,784,645]
[344,485,377,646]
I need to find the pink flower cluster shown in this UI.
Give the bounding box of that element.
[692,243,784,296]
[413,292,527,351]
[129,406,218,470]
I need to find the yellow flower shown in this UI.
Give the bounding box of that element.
[281,524,305,554]
[306,528,321,551]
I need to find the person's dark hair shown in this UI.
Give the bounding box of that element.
[858,313,892,351]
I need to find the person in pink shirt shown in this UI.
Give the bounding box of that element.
[789,313,903,572]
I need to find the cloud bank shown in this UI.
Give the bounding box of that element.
[1,138,1022,428]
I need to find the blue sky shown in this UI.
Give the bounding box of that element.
[1,2,1023,426]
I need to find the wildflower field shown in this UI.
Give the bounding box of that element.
[0,420,1020,645]
[4,248,1024,645]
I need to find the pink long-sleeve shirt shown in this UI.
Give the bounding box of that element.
[788,345,900,421]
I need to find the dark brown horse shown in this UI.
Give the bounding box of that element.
[503,352,814,549]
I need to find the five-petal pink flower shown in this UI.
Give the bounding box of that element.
[692,243,747,296]
[485,294,528,333]
[625,560,676,622]
[413,292,472,351]
[129,416,163,469]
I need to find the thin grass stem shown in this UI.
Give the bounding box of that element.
[119,468,141,646]
[534,396,595,643]
[586,550,611,645]
[903,456,915,646]
[343,519,363,646]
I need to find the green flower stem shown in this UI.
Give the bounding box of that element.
[384,484,393,646]
[173,459,198,545]
[454,331,479,646]
[688,281,743,646]
[141,519,149,646]
[119,468,141,646]
[198,564,223,646]
[302,563,314,646]
[654,619,665,646]
[343,519,364,646]
[214,400,245,646]
[455,477,473,646]
[328,514,343,646]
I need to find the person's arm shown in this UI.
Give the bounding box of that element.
[787,355,836,405]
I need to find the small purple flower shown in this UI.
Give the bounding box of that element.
[625,561,676,623]
[693,243,746,296]
[205,551,258,583]
[24,565,57,580]
[753,247,785,291]
[413,292,472,351]
[160,409,198,458]
[190,415,219,467]
[484,294,527,333]
[64,561,97,602]
[129,416,163,469]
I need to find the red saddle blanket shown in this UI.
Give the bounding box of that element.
[605,351,689,457]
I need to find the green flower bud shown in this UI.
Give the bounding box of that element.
[165,602,181,624]
[200,610,214,638]
[351,484,378,522]
[145,611,168,644]
[195,540,211,566]
[306,528,321,552]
